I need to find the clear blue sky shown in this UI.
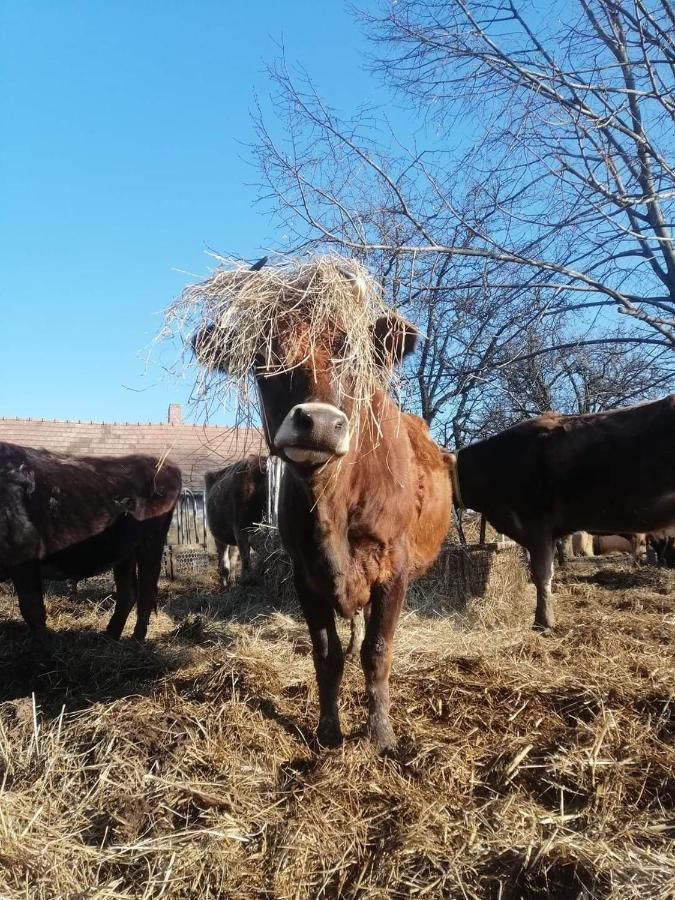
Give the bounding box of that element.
[0,1,378,424]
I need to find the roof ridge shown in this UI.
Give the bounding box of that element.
[0,416,251,428]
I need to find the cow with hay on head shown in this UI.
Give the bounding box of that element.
[174,255,452,751]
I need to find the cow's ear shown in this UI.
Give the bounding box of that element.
[372,315,418,366]
[191,324,229,372]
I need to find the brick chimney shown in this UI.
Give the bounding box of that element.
[168,403,182,425]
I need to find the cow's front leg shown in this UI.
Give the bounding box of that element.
[361,570,406,752]
[529,536,556,630]
[106,557,138,639]
[11,561,52,652]
[294,566,344,747]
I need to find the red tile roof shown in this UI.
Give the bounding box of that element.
[0,417,264,490]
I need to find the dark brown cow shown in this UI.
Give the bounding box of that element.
[195,312,451,751]
[205,455,267,589]
[0,442,181,647]
[448,395,675,629]
[647,527,675,567]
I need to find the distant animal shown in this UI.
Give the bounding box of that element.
[204,455,267,589]
[555,534,574,566]
[194,277,451,751]
[592,533,647,563]
[557,530,648,565]
[0,442,181,648]
[555,531,593,566]
[646,528,675,567]
[573,531,594,557]
[447,395,675,630]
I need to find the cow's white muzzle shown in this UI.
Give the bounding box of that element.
[274,402,350,464]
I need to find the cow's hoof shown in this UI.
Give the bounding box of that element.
[369,719,397,754]
[533,622,555,635]
[131,630,147,643]
[32,629,55,659]
[317,719,343,748]
[105,624,123,641]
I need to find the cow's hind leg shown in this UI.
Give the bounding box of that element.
[214,539,229,590]
[12,562,52,651]
[294,567,344,747]
[106,558,138,639]
[238,531,255,584]
[133,517,170,641]
[133,556,159,641]
[227,545,241,586]
[361,571,406,752]
[345,609,365,662]
[529,536,556,630]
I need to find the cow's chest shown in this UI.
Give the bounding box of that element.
[318,513,396,610]
[279,477,403,616]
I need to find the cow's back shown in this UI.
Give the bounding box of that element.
[546,396,675,532]
[0,442,181,569]
[461,395,675,538]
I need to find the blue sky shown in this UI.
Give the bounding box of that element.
[0,1,381,424]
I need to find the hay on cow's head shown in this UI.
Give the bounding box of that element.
[162,254,407,431]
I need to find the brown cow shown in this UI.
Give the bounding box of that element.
[0,442,181,648]
[448,395,675,630]
[594,534,631,554]
[592,533,647,562]
[194,309,451,751]
[205,455,267,589]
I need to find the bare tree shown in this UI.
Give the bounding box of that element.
[361,0,675,346]
[252,0,674,441]
[470,322,674,437]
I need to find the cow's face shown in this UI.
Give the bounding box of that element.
[254,314,417,470]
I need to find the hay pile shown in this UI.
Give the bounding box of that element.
[0,559,673,899]
[412,541,530,623]
[162,255,403,430]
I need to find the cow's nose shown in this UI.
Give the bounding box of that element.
[291,404,348,435]
[292,406,314,430]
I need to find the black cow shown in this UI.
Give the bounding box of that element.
[205,455,267,589]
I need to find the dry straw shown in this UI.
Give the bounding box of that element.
[162,254,402,433]
[1,561,674,898]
